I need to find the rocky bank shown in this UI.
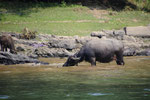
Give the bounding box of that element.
[0,51,49,65]
[1,25,150,59]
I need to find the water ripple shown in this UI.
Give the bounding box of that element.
[144,88,150,91]
[0,95,10,99]
[88,93,113,96]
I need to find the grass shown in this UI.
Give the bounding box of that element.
[0,2,150,36]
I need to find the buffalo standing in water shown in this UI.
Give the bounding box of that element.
[0,34,16,54]
[63,39,124,66]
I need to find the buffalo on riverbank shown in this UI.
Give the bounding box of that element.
[63,39,125,66]
[0,34,16,54]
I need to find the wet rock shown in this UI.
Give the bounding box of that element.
[137,49,150,56]
[0,51,48,65]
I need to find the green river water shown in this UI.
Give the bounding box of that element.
[0,57,150,100]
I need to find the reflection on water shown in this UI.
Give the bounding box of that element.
[88,92,114,96]
[0,95,10,99]
[0,57,150,100]
[144,89,150,91]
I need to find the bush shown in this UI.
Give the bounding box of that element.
[19,28,37,40]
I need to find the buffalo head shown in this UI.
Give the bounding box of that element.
[63,56,80,67]
[116,59,125,65]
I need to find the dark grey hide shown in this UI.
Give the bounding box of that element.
[63,39,124,66]
[0,34,16,54]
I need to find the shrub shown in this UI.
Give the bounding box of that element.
[20,27,37,40]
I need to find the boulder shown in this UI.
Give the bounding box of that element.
[123,48,136,56]
[0,51,48,65]
[137,49,150,56]
[113,29,125,36]
[113,29,125,40]
[125,26,150,38]
[90,31,106,38]
[48,38,78,50]
[102,30,114,37]
[34,47,73,57]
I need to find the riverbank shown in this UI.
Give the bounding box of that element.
[1,25,150,59]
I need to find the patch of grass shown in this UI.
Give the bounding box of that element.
[0,2,150,36]
[107,10,150,28]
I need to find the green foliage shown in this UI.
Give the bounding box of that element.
[60,0,67,7]
[129,0,150,11]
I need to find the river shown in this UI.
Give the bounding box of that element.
[0,56,150,100]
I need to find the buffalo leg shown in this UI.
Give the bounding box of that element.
[1,45,4,51]
[5,47,7,52]
[115,50,124,65]
[89,57,96,66]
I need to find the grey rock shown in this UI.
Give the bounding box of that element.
[48,38,77,50]
[137,49,150,56]
[16,46,25,51]
[2,26,150,58]
[113,29,125,40]
[125,26,150,38]
[113,29,125,36]
[34,47,73,57]
[102,30,114,37]
[123,48,136,56]
[90,31,106,38]
[0,51,48,65]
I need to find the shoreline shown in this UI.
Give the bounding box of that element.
[11,25,150,57]
[0,25,150,65]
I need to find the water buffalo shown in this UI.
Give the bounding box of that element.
[63,39,124,66]
[0,34,16,54]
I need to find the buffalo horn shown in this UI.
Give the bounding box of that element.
[71,57,80,60]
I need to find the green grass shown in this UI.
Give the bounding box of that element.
[0,2,150,36]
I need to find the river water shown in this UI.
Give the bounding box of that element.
[0,57,150,100]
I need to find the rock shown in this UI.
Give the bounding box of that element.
[102,30,114,37]
[90,31,106,38]
[137,49,150,56]
[125,26,150,38]
[48,38,78,50]
[75,36,100,45]
[75,36,90,45]
[122,36,142,51]
[28,53,38,59]
[113,29,125,36]
[0,51,48,65]
[113,29,125,40]
[16,46,25,51]
[123,35,137,42]
[2,26,150,58]
[34,47,73,57]
[123,48,136,56]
